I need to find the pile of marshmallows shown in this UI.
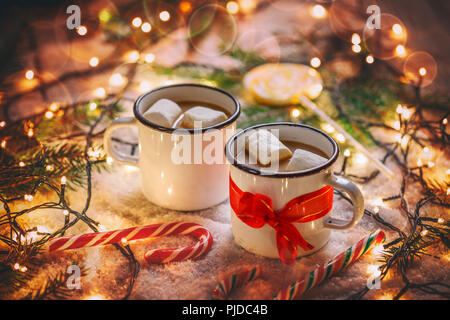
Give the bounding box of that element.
[143,99,227,128]
[246,129,327,171]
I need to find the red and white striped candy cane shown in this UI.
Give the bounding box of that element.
[212,266,262,300]
[48,222,213,264]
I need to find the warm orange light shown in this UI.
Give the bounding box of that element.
[290,108,301,119]
[27,128,34,137]
[94,87,106,98]
[310,57,321,68]
[25,70,34,80]
[366,55,374,64]
[0,121,5,128]
[141,22,151,33]
[124,50,140,63]
[392,24,403,36]
[179,1,192,14]
[49,103,59,112]
[226,1,240,14]
[132,17,142,28]
[45,111,54,119]
[311,4,326,19]
[109,73,126,87]
[418,67,427,76]
[351,33,361,45]
[144,53,155,63]
[395,45,406,57]
[89,57,99,67]
[159,10,171,21]
[77,25,87,36]
[352,44,361,53]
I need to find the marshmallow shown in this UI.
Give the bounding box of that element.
[142,99,182,127]
[181,106,228,129]
[245,129,292,166]
[286,148,328,171]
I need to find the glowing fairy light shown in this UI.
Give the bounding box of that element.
[121,237,128,244]
[416,159,423,167]
[1,139,6,148]
[46,164,54,171]
[106,156,113,165]
[20,266,28,272]
[443,118,448,125]
[335,133,345,143]
[144,53,155,63]
[311,4,326,19]
[61,176,67,185]
[400,135,409,148]
[168,187,173,195]
[159,10,171,21]
[401,107,413,120]
[396,104,403,114]
[77,25,87,36]
[354,153,368,166]
[109,73,126,87]
[63,210,69,216]
[25,70,34,80]
[124,50,140,63]
[373,206,380,214]
[418,67,427,76]
[94,87,106,98]
[14,263,20,270]
[132,17,142,28]
[420,147,434,160]
[89,57,99,67]
[179,1,193,14]
[141,22,151,33]
[395,45,406,57]
[310,57,321,68]
[27,128,34,137]
[351,33,361,45]
[420,230,428,237]
[344,149,351,157]
[239,0,257,14]
[98,225,107,232]
[85,294,105,300]
[290,108,301,119]
[352,44,361,53]
[447,169,450,175]
[138,80,152,93]
[307,83,323,98]
[24,194,33,201]
[321,123,335,133]
[45,111,54,119]
[49,103,59,112]
[378,293,393,300]
[366,55,374,64]
[89,102,97,111]
[427,161,435,168]
[19,161,25,167]
[226,1,240,14]
[437,218,444,224]
[0,121,5,128]
[98,8,112,23]
[392,24,403,36]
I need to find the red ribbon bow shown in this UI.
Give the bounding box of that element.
[229,176,333,265]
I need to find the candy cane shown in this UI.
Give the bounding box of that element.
[275,229,386,300]
[212,266,262,300]
[48,222,213,264]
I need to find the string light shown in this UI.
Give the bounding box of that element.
[94,87,106,98]
[344,149,351,157]
[19,161,25,167]
[310,57,321,68]
[226,1,240,14]
[322,123,335,133]
[46,164,54,171]
[109,73,126,87]
[420,147,434,160]
[159,10,171,22]
[373,206,380,214]
[179,1,193,14]
[401,107,413,120]
[443,118,448,125]
[27,128,34,137]
[371,244,385,257]
[24,194,33,201]
[400,135,409,148]
[378,293,393,300]
[311,4,326,19]
[416,159,423,167]
[45,111,54,119]
[131,17,142,28]
[89,102,97,111]
[392,24,403,36]
[49,103,59,112]
[1,139,6,148]
[89,57,99,67]
[25,70,34,80]
[14,263,20,270]
[144,53,155,63]
[418,67,427,76]
[63,210,69,216]
[427,161,435,168]
[335,133,345,143]
[396,104,403,114]
[121,237,128,244]
[61,176,67,185]
[366,55,374,64]
[391,120,401,130]
[290,108,301,119]
[138,80,152,93]
[141,22,151,33]
[124,50,140,63]
[239,0,257,14]
[437,218,444,224]
[351,33,361,45]
[395,45,406,57]
[98,225,107,232]
[0,121,5,128]
[420,230,428,237]
[352,44,361,53]
[106,156,113,165]
[77,25,87,36]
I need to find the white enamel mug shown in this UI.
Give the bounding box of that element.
[104,84,240,211]
[225,122,364,259]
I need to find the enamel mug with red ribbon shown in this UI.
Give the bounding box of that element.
[225,123,364,265]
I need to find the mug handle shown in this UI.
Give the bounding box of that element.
[323,173,364,229]
[103,117,139,166]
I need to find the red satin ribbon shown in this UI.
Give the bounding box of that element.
[229,176,333,265]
